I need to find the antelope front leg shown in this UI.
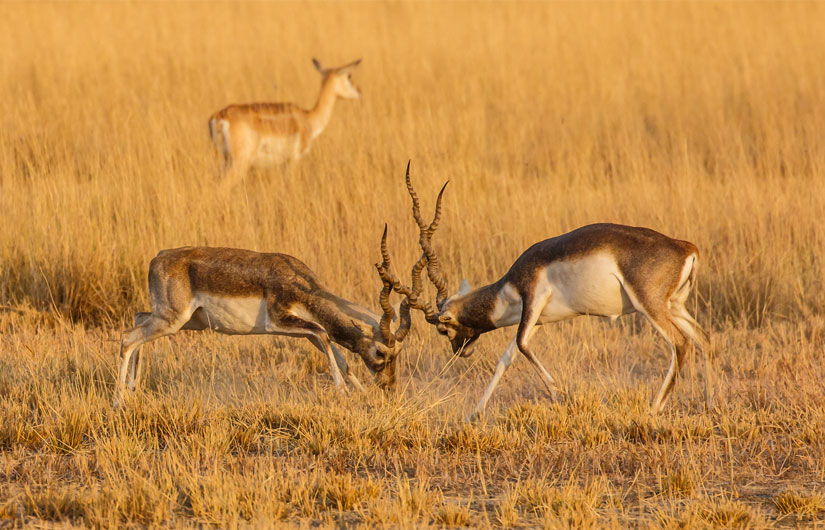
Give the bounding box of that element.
[468,327,539,422]
[331,342,365,392]
[469,338,519,423]
[115,313,180,407]
[305,334,347,391]
[515,295,559,400]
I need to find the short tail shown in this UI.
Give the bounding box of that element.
[670,251,715,409]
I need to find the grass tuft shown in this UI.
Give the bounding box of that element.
[772,489,825,515]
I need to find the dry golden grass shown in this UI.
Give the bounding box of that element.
[1,2,824,528]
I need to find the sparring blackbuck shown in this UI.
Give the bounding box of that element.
[115,245,417,406]
[381,163,712,420]
[208,58,361,187]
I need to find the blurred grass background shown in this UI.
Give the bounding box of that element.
[1,3,823,328]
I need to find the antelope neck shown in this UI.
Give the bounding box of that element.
[310,291,378,350]
[455,282,503,333]
[307,78,339,138]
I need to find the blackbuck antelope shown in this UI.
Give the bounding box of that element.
[208,58,361,187]
[115,245,418,406]
[381,163,712,420]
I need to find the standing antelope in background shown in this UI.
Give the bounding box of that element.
[381,163,713,421]
[208,58,361,187]
[115,244,419,406]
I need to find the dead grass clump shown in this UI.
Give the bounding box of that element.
[182,475,242,525]
[316,473,381,511]
[94,434,147,474]
[565,392,607,419]
[667,414,716,442]
[236,477,291,522]
[360,498,400,526]
[613,414,714,445]
[615,417,659,444]
[86,477,175,527]
[179,471,291,525]
[22,486,88,523]
[574,423,611,449]
[0,401,40,450]
[511,478,606,522]
[152,399,206,441]
[441,422,514,454]
[285,475,320,517]
[227,415,263,453]
[696,498,759,528]
[499,402,568,442]
[44,404,93,454]
[262,403,358,453]
[435,502,472,526]
[654,508,702,530]
[659,467,695,498]
[116,398,207,444]
[495,492,520,527]
[365,409,434,452]
[771,488,825,515]
[798,420,825,445]
[397,477,443,519]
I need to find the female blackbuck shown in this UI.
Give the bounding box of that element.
[208,58,361,187]
[381,163,712,420]
[115,244,420,406]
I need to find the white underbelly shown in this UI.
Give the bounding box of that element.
[193,294,272,334]
[544,254,634,319]
[489,254,637,328]
[252,136,297,166]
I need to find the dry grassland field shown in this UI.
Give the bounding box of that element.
[1,3,825,528]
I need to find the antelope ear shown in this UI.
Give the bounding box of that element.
[337,59,361,76]
[344,58,362,69]
[457,279,471,297]
[438,313,455,324]
[312,58,323,72]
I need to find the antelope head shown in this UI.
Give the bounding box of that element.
[313,58,362,99]
[361,240,411,390]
